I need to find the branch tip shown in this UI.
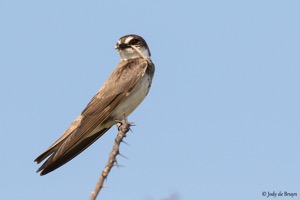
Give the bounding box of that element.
[89,118,134,200]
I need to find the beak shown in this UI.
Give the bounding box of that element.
[115,43,129,50]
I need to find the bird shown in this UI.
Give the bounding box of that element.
[34,34,155,175]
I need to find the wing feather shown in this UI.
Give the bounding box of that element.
[52,59,148,160]
[35,58,150,175]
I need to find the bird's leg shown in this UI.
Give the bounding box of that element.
[115,114,134,132]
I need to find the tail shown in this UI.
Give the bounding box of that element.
[35,128,109,175]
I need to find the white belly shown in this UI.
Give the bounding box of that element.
[86,74,151,137]
[111,73,151,120]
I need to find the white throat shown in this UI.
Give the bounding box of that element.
[118,46,150,60]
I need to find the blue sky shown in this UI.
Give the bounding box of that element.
[1,0,300,199]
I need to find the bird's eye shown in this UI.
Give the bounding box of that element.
[130,39,140,45]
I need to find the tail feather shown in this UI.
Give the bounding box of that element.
[34,141,65,164]
[37,128,109,175]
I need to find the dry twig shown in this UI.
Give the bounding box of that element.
[89,119,132,200]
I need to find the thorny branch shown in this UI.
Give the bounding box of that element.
[89,119,132,200]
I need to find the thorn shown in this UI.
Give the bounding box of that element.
[114,158,119,165]
[121,140,130,146]
[118,153,128,160]
[113,163,124,168]
[129,123,136,126]
[128,123,135,132]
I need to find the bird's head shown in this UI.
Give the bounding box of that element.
[115,34,151,60]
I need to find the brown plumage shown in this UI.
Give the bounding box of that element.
[34,35,155,175]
